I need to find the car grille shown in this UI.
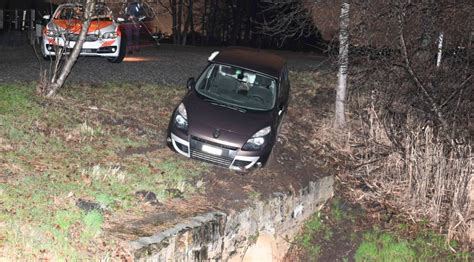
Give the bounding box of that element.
[190,137,237,168]
[66,33,99,42]
[191,136,238,150]
[190,150,234,167]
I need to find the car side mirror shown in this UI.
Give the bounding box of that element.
[116,17,125,23]
[278,104,285,116]
[42,15,51,20]
[187,77,195,90]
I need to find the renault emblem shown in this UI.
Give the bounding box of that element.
[213,128,221,138]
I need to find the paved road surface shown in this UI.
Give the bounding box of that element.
[0,44,329,86]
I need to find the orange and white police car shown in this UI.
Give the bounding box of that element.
[41,2,125,63]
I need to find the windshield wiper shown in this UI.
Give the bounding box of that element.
[204,98,246,113]
[212,102,247,113]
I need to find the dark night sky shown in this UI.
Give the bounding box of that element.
[0,0,54,10]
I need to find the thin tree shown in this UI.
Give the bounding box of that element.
[188,0,195,45]
[334,0,350,128]
[38,0,96,97]
[260,0,317,46]
[177,0,183,44]
[170,0,178,44]
[436,32,444,67]
[259,0,351,128]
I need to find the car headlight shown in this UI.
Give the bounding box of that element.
[242,126,271,151]
[174,103,188,131]
[102,32,118,39]
[46,30,59,37]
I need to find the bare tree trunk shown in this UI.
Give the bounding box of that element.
[201,0,208,44]
[188,0,195,45]
[182,5,189,46]
[228,0,237,45]
[45,0,96,97]
[335,1,350,128]
[177,0,183,44]
[208,0,218,44]
[436,32,444,67]
[243,0,253,44]
[397,12,450,132]
[181,0,193,46]
[170,0,178,44]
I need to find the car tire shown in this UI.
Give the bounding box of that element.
[41,46,55,61]
[42,55,56,61]
[263,147,276,168]
[107,37,126,63]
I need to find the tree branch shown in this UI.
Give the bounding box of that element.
[397,10,449,131]
[46,0,96,97]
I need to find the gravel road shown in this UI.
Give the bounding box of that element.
[0,44,329,86]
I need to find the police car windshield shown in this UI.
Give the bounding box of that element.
[55,5,112,21]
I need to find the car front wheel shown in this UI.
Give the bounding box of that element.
[41,45,56,61]
[42,55,56,61]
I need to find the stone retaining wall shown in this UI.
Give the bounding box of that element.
[130,175,334,261]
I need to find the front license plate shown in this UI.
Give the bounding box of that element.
[202,144,222,156]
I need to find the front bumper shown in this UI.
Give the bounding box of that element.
[42,36,121,57]
[168,132,262,172]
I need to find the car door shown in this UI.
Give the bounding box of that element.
[276,65,290,132]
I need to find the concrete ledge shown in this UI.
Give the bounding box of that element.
[130,175,334,261]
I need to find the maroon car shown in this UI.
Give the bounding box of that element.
[167,47,290,171]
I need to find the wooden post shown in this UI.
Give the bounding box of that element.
[0,9,4,30]
[436,32,444,67]
[30,9,35,45]
[469,177,474,243]
[14,9,18,30]
[22,10,26,31]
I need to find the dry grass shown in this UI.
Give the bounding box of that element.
[349,100,472,248]
[287,69,472,252]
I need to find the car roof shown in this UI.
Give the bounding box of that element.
[57,3,81,7]
[57,2,108,7]
[212,47,286,78]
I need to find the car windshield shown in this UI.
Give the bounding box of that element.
[55,5,112,21]
[55,6,83,20]
[195,64,277,111]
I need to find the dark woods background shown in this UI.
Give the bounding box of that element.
[0,0,325,51]
[156,0,325,51]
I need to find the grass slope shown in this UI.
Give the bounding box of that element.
[289,198,471,261]
[0,84,206,260]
